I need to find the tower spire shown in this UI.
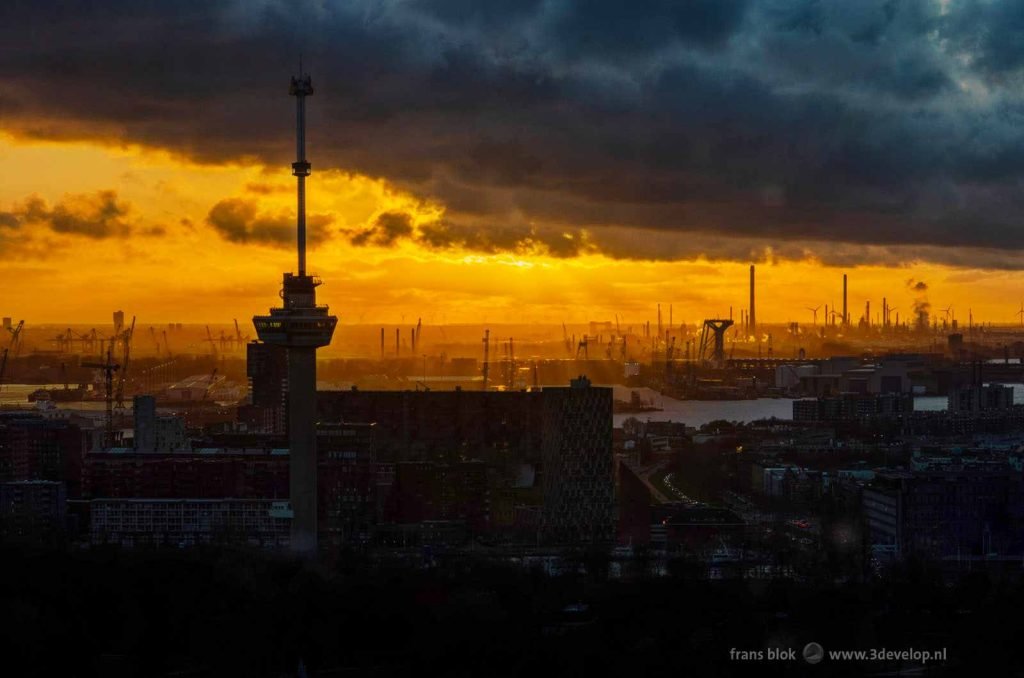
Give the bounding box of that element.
[253,71,337,557]
[290,70,313,276]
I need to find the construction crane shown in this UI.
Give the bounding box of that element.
[149,327,161,355]
[481,329,490,392]
[82,348,120,449]
[507,337,515,390]
[7,320,24,360]
[665,335,676,383]
[114,316,135,410]
[202,367,219,401]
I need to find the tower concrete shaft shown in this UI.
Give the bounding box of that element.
[253,71,337,557]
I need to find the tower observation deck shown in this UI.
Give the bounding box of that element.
[252,72,337,556]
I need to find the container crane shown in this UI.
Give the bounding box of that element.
[233,319,250,349]
[204,325,218,357]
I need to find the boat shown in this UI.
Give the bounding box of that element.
[27,386,90,403]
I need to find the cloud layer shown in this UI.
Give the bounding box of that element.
[5,1,1024,266]
[1,190,134,239]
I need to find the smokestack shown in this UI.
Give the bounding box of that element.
[842,274,848,327]
[883,298,887,327]
[865,301,870,328]
[749,264,756,336]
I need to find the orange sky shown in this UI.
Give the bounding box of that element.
[1,132,1022,328]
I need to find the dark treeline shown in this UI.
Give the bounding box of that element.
[2,546,1020,677]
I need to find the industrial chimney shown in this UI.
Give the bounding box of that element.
[749,264,756,336]
[842,274,848,327]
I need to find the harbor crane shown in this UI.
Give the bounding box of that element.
[698,319,734,367]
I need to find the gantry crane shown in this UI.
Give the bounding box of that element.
[204,325,218,357]
[698,319,734,367]
[233,319,250,349]
[576,335,589,359]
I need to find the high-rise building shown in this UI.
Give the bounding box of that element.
[540,376,614,544]
[132,395,186,453]
[252,72,337,555]
[241,341,288,434]
[113,310,125,335]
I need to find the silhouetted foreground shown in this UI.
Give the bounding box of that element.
[2,546,1021,677]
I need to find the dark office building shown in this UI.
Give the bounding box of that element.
[541,376,614,544]
[317,423,377,547]
[241,341,288,434]
[0,412,88,498]
[317,388,545,464]
[0,480,67,541]
[863,468,1024,561]
[384,460,491,534]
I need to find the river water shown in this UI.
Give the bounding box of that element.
[611,384,1024,428]
[6,382,1024,429]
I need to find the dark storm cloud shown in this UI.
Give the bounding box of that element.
[347,211,415,247]
[344,209,595,258]
[6,1,1024,266]
[206,198,333,248]
[2,190,134,239]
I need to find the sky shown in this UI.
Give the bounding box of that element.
[4,0,1024,326]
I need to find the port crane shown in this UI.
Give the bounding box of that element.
[576,335,589,359]
[204,325,218,357]
[233,319,250,350]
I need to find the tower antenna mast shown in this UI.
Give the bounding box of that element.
[290,64,313,275]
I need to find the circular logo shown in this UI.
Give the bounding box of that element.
[803,642,824,665]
